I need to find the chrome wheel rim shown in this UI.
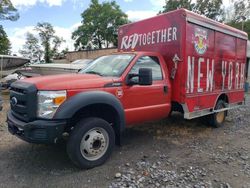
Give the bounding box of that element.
[80,127,109,161]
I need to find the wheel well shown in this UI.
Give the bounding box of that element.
[171,101,184,113]
[68,104,121,144]
[216,94,229,116]
[217,94,229,104]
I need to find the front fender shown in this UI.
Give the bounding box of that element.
[54,91,126,132]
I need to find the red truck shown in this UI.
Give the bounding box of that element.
[7,9,248,169]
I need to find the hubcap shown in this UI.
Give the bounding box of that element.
[80,127,109,161]
[216,111,225,123]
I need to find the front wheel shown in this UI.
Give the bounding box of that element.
[209,100,226,128]
[67,117,115,169]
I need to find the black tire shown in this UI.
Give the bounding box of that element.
[67,117,115,169]
[209,100,226,128]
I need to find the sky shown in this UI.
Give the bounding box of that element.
[1,0,230,55]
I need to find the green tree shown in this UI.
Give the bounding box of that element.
[232,0,250,21]
[194,0,224,22]
[160,0,194,13]
[35,22,64,63]
[0,0,19,21]
[19,32,43,62]
[0,0,19,55]
[51,36,65,58]
[72,0,129,50]
[35,22,55,63]
[60,47,69,58]
[225,0,250,38]
[160,0,224,22]
[227,20,250,39]
[0,25,11,54]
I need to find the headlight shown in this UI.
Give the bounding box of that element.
[37,90,66,119]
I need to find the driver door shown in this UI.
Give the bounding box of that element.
[122,55,171,125]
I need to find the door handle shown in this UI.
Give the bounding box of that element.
[163,85,168,94]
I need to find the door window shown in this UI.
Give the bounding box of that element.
[129,56,163,82]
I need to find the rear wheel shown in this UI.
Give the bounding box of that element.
[67,117,115,169]
[209,100,226,128]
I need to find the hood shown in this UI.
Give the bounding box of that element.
[23,74,114,90]
[29,63,85,70]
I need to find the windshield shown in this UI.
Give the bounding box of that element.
[71,59,92,64]
[80,54,135,77]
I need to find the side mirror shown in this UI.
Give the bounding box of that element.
[126,68,152,86]
[138,68,152,85]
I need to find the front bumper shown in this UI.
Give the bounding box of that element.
[7,111,67,144]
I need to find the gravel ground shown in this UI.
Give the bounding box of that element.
[0,92,250,188]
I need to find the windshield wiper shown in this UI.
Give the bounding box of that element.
[85,71,103,76]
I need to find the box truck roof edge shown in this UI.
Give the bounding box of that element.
[119,9,248,40]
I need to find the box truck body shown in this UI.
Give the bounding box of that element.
[118,9,248,119]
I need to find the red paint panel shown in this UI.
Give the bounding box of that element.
[237,39,247,61]
[215,32,236,59]
[125,103,171,125]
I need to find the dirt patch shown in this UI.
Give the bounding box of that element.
[0,93,250,188]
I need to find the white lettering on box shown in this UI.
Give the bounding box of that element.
[120,27,178,50]
[132,34,138,49]
[121,36,128,49]
[197,58,204,93]
[128,35,133,49]
[187,56,194,93]
[186,56,245,94]
[206,59,214,92]
[147,32,151,45]
[235,62,239,89]
[151,31,155,44]
[167,27,172,42]
[142,34,147,45]
[156,30,161,43]
[172,27,177,40]
[222,61,227,90]
[228,62,233,90]
[240,63,245,89]
[161,29,167,43]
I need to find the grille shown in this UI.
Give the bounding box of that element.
[10,81,37,122]
[11,87,26,94]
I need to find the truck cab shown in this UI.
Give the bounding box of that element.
[7,8,247,169]
[7,51,171,169]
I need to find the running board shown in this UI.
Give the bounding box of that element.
[183,101,245,120]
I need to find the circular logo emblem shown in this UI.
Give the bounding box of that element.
[194,28,208,55]
[11,97,18,106]
[116,88,123,98]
